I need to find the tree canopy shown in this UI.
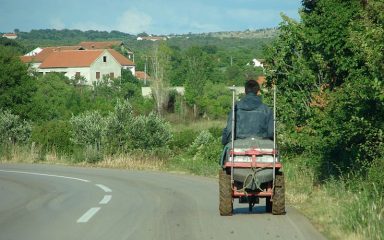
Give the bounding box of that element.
[264,0,384,182]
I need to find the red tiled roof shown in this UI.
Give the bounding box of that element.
[39,50,104,68]
[135,71,150,80]
[3,33,17,37]
[79,41,122,49]
[21,46,83,63]
[107,49,135,66]
[20,55,35,63]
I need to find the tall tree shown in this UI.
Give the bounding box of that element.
[264,0,384,179]
[0,46,36,118]
[150,42,172,116]
[184,46,210,116]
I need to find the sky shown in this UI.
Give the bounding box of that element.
[0,0,301,35]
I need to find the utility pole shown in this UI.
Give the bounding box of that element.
[144,56,147,86]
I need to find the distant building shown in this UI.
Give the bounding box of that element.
[21,48,135,85]
[247,58,264,68]
[38,49,122,85]
[2,33,17,39]
[135,71,150,81]
[20,46,85,70]
[136,36,167,41]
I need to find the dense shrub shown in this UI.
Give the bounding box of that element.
[103,99,133,154]
[169,129,199,150]
[130,112,172,150]
[187,130,222,163]
[69,111,106,151]
[31,120,73,154]
[0,110,31,145]
[170,130,222,176]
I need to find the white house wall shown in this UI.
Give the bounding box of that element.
[123,66,135,76]
[39,67,91,84]
[90,50,121,84]
[30,62,41,71]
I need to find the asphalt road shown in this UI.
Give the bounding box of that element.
[0,164,326,240]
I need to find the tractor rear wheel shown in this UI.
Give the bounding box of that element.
[272,173,286,215]
[219,169,233,216]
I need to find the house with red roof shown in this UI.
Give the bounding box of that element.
[108,49,135,75]
[20,46,84,70]
[2,33,17,39]
[135,71,150,81]
[38,49,122,85]
[20,41,136,85]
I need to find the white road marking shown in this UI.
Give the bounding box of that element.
[99,195,112,204]
[0,169,90,182]
[77,207,101,223]
[96,184,112,193]
[0,169,114,223]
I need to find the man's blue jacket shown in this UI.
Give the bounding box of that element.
[222,93,273,145]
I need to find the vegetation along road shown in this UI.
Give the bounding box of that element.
[0,164,325,240]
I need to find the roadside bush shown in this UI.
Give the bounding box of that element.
[84,145,104,163]
[131,97,155,115]
[169,129,199,150]
[104,99,133,154]
[31,120,73,155]
[0,110,31,145]
[175,130,222,176]
[208,126,222,139]
[69,111,106,151]
[188,130,222,163]
[130,112,172,150]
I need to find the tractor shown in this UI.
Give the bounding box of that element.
[219,86,285,216]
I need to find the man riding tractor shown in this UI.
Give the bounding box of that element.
[219,79,285,215]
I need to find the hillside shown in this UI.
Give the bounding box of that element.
[9,28,276,53]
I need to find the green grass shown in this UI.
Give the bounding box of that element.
[167,154,220,177]
[284,158,383,240]
[167,114,226,132]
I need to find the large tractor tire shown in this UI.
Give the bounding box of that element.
[272,173,286,215]
[219,169,233,216]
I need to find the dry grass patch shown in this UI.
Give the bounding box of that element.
[90,154,166,171]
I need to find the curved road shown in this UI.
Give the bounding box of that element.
[0,164,326,240]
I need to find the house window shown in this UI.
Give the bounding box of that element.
[75,72,81,78]
[96,72,100,79]
[109,72,114,79]
[103,56,107,62]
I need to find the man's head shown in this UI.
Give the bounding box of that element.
[245,79,260,95]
